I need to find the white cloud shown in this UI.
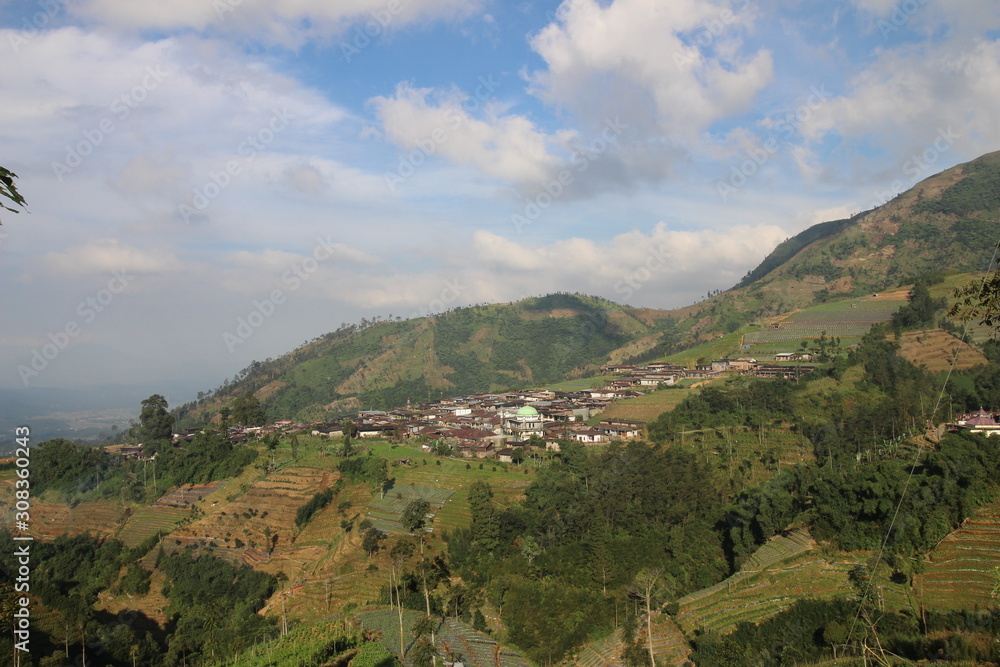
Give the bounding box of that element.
[527,0,773,138]
[69,0,483,46]
[332,223,789,311]
[41,239,184,275]
[799,39,1000,181]
[370,83,565,187]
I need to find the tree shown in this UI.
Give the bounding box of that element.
[0,166,27,224]
[401,499,431,534]
[231,392,267,426]
[362,528,386,557]
[139,394,174,448]
[630,568,665,667]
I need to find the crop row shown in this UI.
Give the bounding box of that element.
[745,324,872,343]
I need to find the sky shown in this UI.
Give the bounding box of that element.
[1,0,999,399]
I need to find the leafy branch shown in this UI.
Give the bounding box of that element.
[0,166,27,223]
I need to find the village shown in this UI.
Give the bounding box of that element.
[108,353,999,465]
[106,355,812,459]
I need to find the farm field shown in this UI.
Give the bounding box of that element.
[27,500,126,541]
[917,499,1000,611]
[357,608,530,667]
[117,505,190,547]
[676,530,867,635]
[894,329,988,371]
[743,294,906,346]
[569,614,690,667]
[591,383,715,423]
[147,466,331,576]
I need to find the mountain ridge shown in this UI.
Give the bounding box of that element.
[177,149,1000,425]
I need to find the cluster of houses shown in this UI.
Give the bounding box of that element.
[108,354,818,462]
[306,390,649,460]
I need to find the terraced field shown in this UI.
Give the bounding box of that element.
[917,501,1000,611]
[744,295,905,345]
[676,530,865,635]
[154,481,226,507]
[117,505,189,547]
[365,484,454,535]
[570,614,690,667]
[144,466,329,574]
[895,329,988,371]
[27,501,126,541]
[357,608,530,667]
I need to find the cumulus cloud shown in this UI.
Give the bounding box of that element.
[527,0,772,139]
[371,83,565,188]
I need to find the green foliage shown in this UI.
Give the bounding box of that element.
[159,551,277,665]
[295,487,336,529]
[339,456,390,487]
[118,562,152,595]
[647,379,795,441]
[889,277,946,331]
[950,246,1000,329]
[737,218,853,288]
[231,391,267,426]
[401,499,431,533]
[915,157,1000,216]
[352,640,401,667]
[139,394,174,448]
[690,599,870,665]
[0,166,27,223]
[32,438,115,498]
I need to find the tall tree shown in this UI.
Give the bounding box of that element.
[231,391,267,426]
[139,394,174,448]
[630,568,664,667]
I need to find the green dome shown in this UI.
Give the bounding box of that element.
[516,405,539,417]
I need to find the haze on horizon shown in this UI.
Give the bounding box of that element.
[1,0,999,401]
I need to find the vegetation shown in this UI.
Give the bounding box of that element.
[0,165,27,224]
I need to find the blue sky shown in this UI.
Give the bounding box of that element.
[1,0,998,397]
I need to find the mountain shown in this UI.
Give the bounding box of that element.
[734,149,1000,309]
[178,293,684,423]
[178,149,1000,425]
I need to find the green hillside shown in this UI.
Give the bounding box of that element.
[173,150,1000,427]
[178,293,681,424]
